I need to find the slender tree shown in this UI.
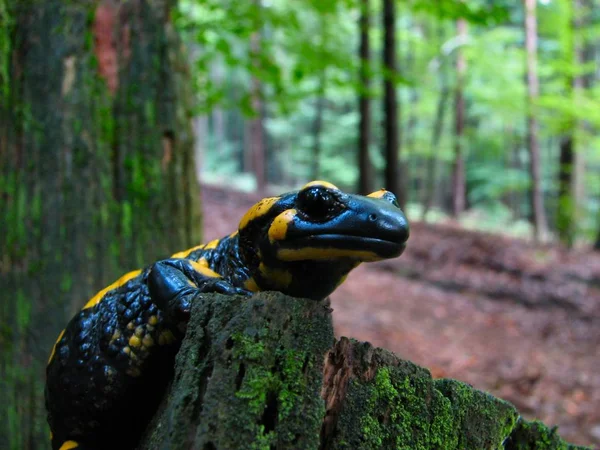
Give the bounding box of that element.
[248,0,266,192]
[452,18,467,217]
[312,70,327,180]
[422,21,450,220]
[382,0,404,207]
[524,0,547,241]
[556,0,582,247]
[358,0,373,194]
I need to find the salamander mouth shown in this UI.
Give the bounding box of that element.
[276,234,406,262]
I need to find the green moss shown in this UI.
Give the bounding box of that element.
[505,419,591,450]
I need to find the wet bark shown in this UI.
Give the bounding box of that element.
[0,0,200,448]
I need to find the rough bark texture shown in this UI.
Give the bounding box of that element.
[139,292,588,450]
[0,0,200,447]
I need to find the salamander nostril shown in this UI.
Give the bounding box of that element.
[368,213,377,222]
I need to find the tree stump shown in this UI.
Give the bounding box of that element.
[139,292,589,450]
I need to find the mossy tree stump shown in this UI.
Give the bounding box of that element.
[140,292,588,450]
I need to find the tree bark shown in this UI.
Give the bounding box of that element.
[357,0,373,194]
[382,0,404,207]
[452,18,467,218]
[0,1,201,447]
[524,0,548,242]
[139,292,588,450]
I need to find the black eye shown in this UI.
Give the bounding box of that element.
[297,187,337,219]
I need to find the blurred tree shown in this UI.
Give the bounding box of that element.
[382,0,404,206]
[452,18,467,217]
[246,0,267,192]
[556,0,577,247]
[312,69,327,180]
[524,0,548,241]
[358,0,373,194]
[0,0,200,448]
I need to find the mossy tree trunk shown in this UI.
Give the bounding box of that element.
[0,0,201,448]
[140,292,589,450]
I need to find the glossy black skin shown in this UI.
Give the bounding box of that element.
[45,182,409,450]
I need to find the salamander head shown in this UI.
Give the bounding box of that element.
[238,180,409,300]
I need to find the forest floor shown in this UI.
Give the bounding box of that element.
[200,183,600,448]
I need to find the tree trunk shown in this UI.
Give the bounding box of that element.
[248,6,266,193]
[382,0,404,207]
[524,0,548,242]
[557,0,578,247]
[0,1,201,448]
[422,21,450,221]
[139,292,587,450]
[452,18,467,218]
[357,0,373,194]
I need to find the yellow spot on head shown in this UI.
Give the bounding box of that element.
[129,335,142,348]
[244,277,260,292]
[123,346,131,355]
[367,189,388,199]
[148,315,158,326]
[48,329,66,364]
[135,326,144,337]
[83,269,142,310]
[268,209,297,242]
[239,197,280,230]
[59,441,79,450]
[127,322,135,330]
[259,263,292,288]
[302,180,340,191]
[277,247,381,262]
[171,244,205,259]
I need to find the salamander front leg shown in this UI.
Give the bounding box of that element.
[147,258,251,329]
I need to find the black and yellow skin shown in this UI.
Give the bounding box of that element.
[45,181,409,450]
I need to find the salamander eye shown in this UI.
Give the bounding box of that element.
[297,186,339,220]
[383,192,400,208]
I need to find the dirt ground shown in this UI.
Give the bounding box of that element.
[200,183,600,448]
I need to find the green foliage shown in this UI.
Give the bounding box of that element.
[177,0,600,245]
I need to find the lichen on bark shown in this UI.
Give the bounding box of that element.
[139,292,590,450]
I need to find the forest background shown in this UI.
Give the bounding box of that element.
[1,0,599,449]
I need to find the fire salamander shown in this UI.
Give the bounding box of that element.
[45,180,409,450]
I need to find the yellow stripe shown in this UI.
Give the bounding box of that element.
[302,180,340,190]
[239,197,280,230]
[189,260,222,279]
[83,269,142,310]
[259,263,292,288]
[171,244,205,259]
[203,239,220,250]
[59,441,79,450]
[277,247,381,262]
[48,329,66,364]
